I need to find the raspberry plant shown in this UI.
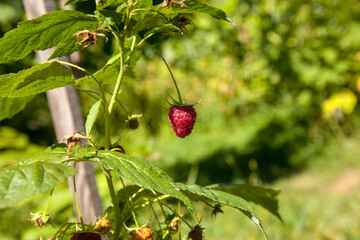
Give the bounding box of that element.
[0,0,282,239]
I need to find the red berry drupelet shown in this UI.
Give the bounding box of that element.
[168,106,197,138]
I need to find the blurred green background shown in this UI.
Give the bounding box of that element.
[1,0,360,239]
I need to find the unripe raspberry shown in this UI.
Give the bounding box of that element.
[93,217,111,234]
[168,106,197,138]
[131,226,154,240]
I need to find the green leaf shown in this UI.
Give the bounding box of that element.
[155,0,233,23]
[64,0,89,6]
[17,145,68,165]
[0,10,98,63]
[0,162,76,208]
[85,99,102,135]
[177,183,268,239]
[76,62,136,86]
[144,24,180,38]
[208,183,283,222]
[76,48,139,86]
[0,62,74,98]
[95,10,124,28]
[0,96,35,121]
[96,0,126,10]
[131,13,164,36]
[97,151,195,214]
[134,0,153,8]
[49,39,84,60]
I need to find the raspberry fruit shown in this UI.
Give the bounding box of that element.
[188,225,204,240]
[70,233,101,240]
[131,226,154,240]
[168,106,197,138]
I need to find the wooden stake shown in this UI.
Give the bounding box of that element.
[22,0,103,224]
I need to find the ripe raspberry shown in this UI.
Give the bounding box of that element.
[188,225,204,240]
[70,232,101,240]
[168,106,197,138]
[131,226,154,240]
[93,217,111,234]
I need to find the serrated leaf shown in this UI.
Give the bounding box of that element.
[76,49,139,86]
[208,183,283,222]
[95,10,124,28]
[131,14,166,36]
[97,151,195,214]
[116,3,127,13]
[96,0,126,10]
[76,63,137,86]
[155,0,232,23]
[0,96,35,121]
[64,0,89,6]
[136,0,153,8]
[17,145,68,165]
[177,183,268,239]
[85,99,102,135]
[0,162,76,208]
[144,24,180,38]
[0,10,98,63]
[0,62,74,98]
[49,38,85,60]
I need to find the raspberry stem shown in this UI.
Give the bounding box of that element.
[149,203,162,230]
[156,50,183,105]
[101,165,121,239]
[151,190,168,220]
[178,201,182,240]
[161,202,193,229]
[43,186,54,216]
[120,177,140,228]
[72,163,85,230]
[55,60,108,108]
[107,38,125,116]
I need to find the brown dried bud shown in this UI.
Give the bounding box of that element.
[170,218,179,232]
[160,0,189,8]
[62,131,90,154]
[30,212,50,228]
[73,30,108,48]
